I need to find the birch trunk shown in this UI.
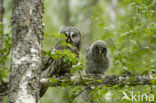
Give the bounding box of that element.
[8,0,44,103]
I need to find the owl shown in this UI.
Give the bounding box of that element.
[86,40,110,75]
[40,26,81,97]
[77,40,110,103]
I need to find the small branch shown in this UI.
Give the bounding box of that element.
[74,85,90,98]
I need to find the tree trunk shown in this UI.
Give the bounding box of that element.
[8,0,44,103]
[64,0,71,26]
[0,0,4,21]
[58,0,71,26]
[153,0,156,9]
[110,0,118,28]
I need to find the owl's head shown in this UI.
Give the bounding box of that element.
[60,26,81,51]
[91,40,108,60]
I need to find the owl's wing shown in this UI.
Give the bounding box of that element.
[41,55,52,71]
[40,48,58,97]
[40,59,59,97]
[41,47,57,77]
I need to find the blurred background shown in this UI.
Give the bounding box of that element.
[1,0,156,103]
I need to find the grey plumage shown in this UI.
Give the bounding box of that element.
[77,40,110,103]
[86,40,110,75]
[40,26,81,97]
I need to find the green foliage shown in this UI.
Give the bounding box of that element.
[41,0,156,102]
[1,0,155,103]
[0,22,11,82]
[94,1,156,75]
[85,1,156,102]
[50,49,78,64]
[43,33,85,75]
[71,58,85,74]
[44,33,86,93]
[50,78,58,84]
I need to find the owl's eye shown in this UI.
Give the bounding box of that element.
[70,32,80,43]
[102,48,107,53]
[95,46,100,52]
[95,46,99,49]
[71,34,76,38]
[71,34,79,41]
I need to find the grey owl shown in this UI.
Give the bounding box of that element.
[40,26,81,97]
[86,40,110,75]
[77,40,110,103]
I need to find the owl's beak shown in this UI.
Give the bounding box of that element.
[99,50,104,60]
[67,38,70,42]
[99,50,102,55]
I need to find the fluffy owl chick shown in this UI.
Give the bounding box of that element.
[86,40,110,75]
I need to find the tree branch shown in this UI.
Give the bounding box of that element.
[1,74,156,97]
[40,74,156,87]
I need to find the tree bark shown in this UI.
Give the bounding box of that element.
[8,0,44,103]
